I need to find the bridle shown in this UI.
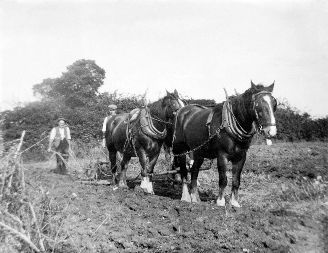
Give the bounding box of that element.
[251,91,277,131]
[149,95,184,126]
[164,95,184,119]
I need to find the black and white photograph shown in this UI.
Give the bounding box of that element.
[1,0,327,252]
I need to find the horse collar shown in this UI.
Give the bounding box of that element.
[222,100,256,142]
[139,108,167,140]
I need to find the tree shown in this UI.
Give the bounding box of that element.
[33,59,106,107]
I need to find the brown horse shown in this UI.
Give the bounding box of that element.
[105,90,184,193]
[172,81,277,207]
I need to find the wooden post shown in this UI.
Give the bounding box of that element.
[14,131,26,159]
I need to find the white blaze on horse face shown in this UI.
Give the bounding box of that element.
[178,98,184,108]
[262,95,277,137]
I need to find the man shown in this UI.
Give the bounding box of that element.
[48,117,71,174]
[102,104,117,148]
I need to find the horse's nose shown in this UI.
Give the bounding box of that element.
[263,126,277,137]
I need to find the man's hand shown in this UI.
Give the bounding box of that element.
[47,147,51,152]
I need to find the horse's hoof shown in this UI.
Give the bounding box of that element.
[231,193,241,208]
[190,192,200,203]
[140,177,154,194]
[141,188,154,195]
[181,184,191,202]
[231,199,241,208]
[181,195,191,203]
[216,197,226,207]
[118,180,128,188]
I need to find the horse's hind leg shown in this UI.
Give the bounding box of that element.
[216,153,229,207]
[190,157,204,203]
[119,154,131,188]
[231,154,246,208]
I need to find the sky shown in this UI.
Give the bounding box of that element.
[1,0,328,117]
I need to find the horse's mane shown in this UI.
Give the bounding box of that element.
[211,84,267,114]
[244,84,266,97]
[148,98,163,118]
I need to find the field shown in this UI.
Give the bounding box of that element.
[2,142,328,252]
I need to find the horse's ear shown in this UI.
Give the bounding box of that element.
[166,89,170,96]
[251,80,256,89]
[174,89,179,97]
[267,81,275,92]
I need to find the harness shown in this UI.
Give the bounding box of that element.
[206,90,275,142]
[221,100,256,142]
[127,107,167,141]
[171,89,276,157]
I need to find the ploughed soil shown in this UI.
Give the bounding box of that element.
[24,142,328,252]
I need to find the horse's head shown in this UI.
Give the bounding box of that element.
[249,81,277,138]
[162,89,185,120]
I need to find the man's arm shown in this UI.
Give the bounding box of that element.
[67,127,71,149]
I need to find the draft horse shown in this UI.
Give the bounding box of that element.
[105,90,184,193]
[172,81,277,207]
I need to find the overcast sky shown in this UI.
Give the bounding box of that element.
[1,0,327,117]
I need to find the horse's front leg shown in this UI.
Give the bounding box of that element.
[178,155,191,202]
[231,153,246,208]
[172,156,182,182]
[190,157,204,203]
[144,151,161,194]
[216,152,229,207]
[138,148,154,194]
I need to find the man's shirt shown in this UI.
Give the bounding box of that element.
[50,127,71,141]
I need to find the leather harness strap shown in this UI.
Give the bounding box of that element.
[127,107,167,140]
[206,110,215,138]
[222,100,256,142]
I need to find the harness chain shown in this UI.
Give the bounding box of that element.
[149,116,174,125]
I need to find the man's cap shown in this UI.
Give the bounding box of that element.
[108,104,117,110]
[57,117,66,123]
